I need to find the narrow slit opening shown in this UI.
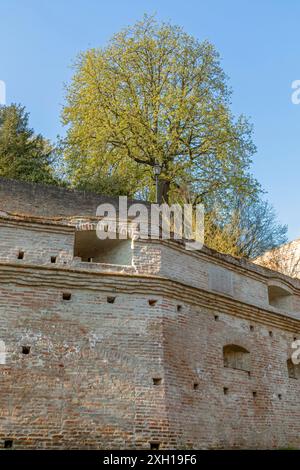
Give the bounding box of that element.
[153,378,162,386]
[22,346,30,355]
[4,440,13,449]
[62,292,71,301]
[150,442,160,450]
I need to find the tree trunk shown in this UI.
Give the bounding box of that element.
[157,179,170,204]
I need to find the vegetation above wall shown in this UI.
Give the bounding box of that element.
[0,16,288,258]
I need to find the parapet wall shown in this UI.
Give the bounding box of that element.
[0,177,144,217]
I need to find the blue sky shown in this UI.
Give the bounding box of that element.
[1,0,300,239]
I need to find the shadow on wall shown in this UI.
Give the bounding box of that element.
[268,283,293,310]
[74,230,132,265]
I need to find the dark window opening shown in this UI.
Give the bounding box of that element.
[153,378,162,386]
[107,296,116,304]
[223,387,229,395]
[4,440,13,449]
[278,394,282,400]
[62,292,71,301]
[22,346,30,355]
[149,299,157,306]
[177,305,182,312]
[269,331,273,338]
[214,315,219,321]
[252,391,257,398]
[193,383,199,390]
[51,256,57,264]
[250,325,254,332]
[17,251,24,260]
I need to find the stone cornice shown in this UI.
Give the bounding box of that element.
[0,262,299,334]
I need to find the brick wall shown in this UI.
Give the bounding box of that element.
[0,271,168,449]
[162,300,300,449]
[0,219,74,265]
[0,177,147,217]
[0,264,300,449]
[0,213,300,448]
[133,239,300,315]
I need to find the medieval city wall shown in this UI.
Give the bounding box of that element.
[0,179,300,449]
[0,259,300,449]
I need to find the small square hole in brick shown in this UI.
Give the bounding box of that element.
[62,292,71,301]
[149,299,157,306]
[22,346,30,355]
[150,442,160,450]
[51,256,57,264]
[153,378,162,386]
[193,383,199,390]
[223,387,228,395]
[269,331,273,337]
[17,251,24,260]
[177,305,182,312]
[214,315,219,321]
[107,296,116,304]
[4,440,13,449]
[252,391,257,398]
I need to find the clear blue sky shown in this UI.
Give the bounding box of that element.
[1,0,300,239]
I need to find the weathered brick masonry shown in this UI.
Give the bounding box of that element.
[0,179,300,449]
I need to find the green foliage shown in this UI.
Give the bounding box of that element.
[62,15,286,259]
[62,15,259,204]
[204,211,241,257]
[0,104,59,184]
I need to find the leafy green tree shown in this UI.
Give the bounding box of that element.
[0,104,58,184]
[62,15,259,203]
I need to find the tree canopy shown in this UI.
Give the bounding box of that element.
[62,15,259,205]
[0,104,58,184]
[0,16,281,260]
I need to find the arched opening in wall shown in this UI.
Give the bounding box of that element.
[223,344,250,372]
[268,283,293,310]
[74,230,132,266]
[287,358,300,379]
